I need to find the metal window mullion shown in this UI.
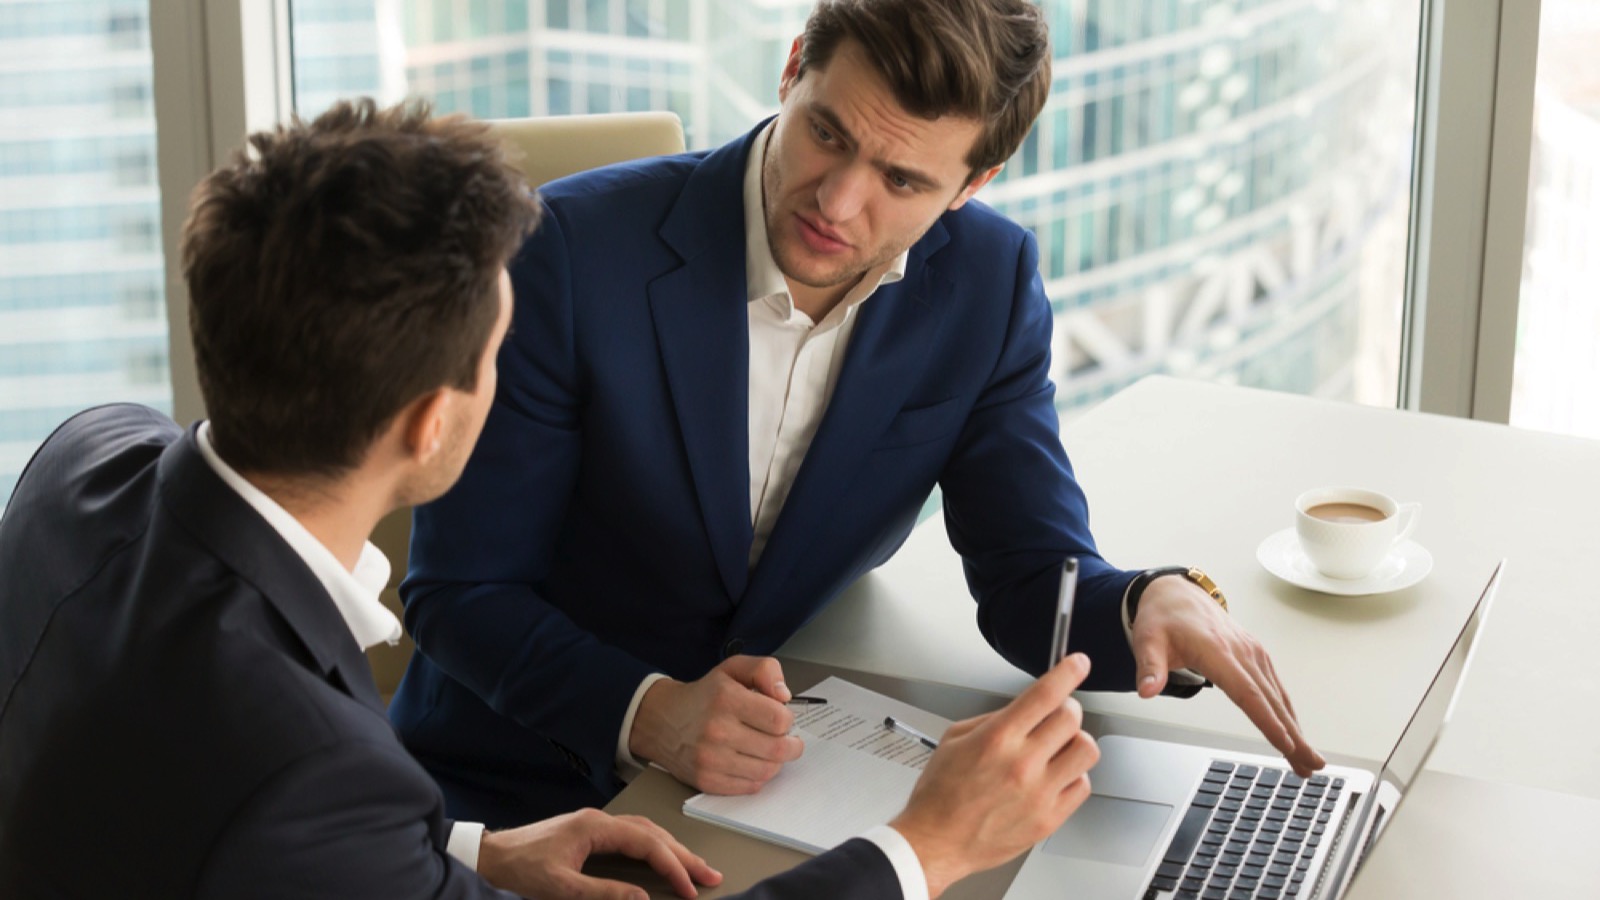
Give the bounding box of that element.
[1401,0,1541,422]
[150,0,296,424]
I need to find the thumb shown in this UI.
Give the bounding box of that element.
[1136,637,1171,699]
[719,655,790,702]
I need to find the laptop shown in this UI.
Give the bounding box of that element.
[1002,560,1504,900]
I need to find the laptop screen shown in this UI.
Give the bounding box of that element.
[1357,560,1503,855]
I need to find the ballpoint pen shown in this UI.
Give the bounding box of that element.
[1048,557,1079,668]
[787,695,828,705]
[883,715,940,750]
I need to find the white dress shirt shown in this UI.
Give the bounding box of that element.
[612,126,928,900]
[196,423,486,871]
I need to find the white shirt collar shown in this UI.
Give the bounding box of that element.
[742,120,907,320]
[196,422,401,652]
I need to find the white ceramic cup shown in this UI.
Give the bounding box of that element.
[1294,487,1421,580]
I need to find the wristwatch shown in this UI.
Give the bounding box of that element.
[1126,566,1228,623]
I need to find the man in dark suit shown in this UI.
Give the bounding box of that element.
[394,0,1326,828]
[0,98,1102,899]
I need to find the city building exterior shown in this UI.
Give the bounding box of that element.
[0,0,1424,508]
[0,0,170,505]
[341,0,1418,412]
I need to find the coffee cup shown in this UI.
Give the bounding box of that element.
[1294,487,1420,580]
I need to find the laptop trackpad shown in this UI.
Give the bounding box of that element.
[1040,794,1172,866]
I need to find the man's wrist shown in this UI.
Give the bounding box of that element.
[617,672,671,778]
[1121,568,1214,695]
[866,823,931,900]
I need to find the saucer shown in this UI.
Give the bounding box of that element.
[1255,528,1433,596]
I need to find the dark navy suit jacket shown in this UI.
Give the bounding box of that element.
[393,122,1141,823]
[0,406,899,899]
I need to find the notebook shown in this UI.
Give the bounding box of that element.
[1001,559,1504,900]
[681,676,950,853]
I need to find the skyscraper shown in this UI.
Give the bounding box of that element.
[333,0,1417,414]
[0,0,169,507]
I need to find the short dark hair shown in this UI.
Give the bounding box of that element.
[181,98,539,477]
[797,0,1052,176]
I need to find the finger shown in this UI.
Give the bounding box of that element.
[616,816,723,888]
[1045,729,1100,786]
[718,655,792,703]
[1134,632,1172,698]
[1207,653,1295,756]
[1027,696,1085,752]
[726,687,796,738]
[1258,653,1324,773]
[586,818,699,898]
[1051,771,1095,822]
[996,653,1092,731]
[693,741,792,785]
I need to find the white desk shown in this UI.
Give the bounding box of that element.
[780,375,1600,799]
[605,376,1600,896]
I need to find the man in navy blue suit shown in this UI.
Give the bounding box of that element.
[0,97,1109,900]
[395,0,1326,827]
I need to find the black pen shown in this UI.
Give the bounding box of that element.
[883,715,940,750]
[787,695,828,705]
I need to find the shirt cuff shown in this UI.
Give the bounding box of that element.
[867,824,930,900]
[446,820,485,871]
[1121,575,1206,687]
[616,672,672,780]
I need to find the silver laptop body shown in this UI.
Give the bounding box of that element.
[1003,560,1504,900]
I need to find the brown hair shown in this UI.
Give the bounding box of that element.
[181,98,539,476]
[797,0,1052,177]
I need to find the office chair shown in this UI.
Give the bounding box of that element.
[366,111,688,702]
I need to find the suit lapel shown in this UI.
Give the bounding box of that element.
[740,226,954,616]
[158,427,388,717]
[648,128,767,603]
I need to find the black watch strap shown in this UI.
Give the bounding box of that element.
[1126,566,1219,698]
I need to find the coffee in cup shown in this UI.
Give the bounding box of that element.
[1294,487,1420,579]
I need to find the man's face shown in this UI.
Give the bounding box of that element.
[400,269,513,506]
[762,38,1000,294]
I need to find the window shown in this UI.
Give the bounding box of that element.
[0,1,170,510]
[290,0,1425,423]
[1510,0,1600,440]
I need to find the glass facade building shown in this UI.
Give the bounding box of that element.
[295,0,1418,415]
[0,0,170,507]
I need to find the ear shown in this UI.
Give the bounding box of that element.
[778,36,803,101]
[400,388,450,465]
[948,163,1004,211]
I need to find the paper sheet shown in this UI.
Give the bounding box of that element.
[681,676,952,854]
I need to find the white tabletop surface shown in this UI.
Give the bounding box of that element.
[779,375,1600,799]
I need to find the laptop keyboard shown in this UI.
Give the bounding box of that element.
[1144,761,1344,900]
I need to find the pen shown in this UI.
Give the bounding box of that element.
[787,695,828,705]
[883,715,940,750]
[1048,557,1079,668]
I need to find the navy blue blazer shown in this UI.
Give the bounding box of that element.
[393,122,1141,822]
[0,406,899,899]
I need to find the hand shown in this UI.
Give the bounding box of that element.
[889,653,1100,898]
[1130,574,1326,776]
[477,808,723,899]
[627,655,805,794]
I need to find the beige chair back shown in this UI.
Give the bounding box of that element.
[365,111,687,703]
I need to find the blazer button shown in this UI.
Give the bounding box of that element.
[722,637,745,658]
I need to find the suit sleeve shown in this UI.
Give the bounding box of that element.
[937,229,1140,691]
[725,838,903,900]
[196,739,517,900]
[402,202,659,795]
